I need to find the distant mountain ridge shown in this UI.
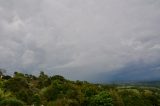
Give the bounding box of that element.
[111,80,160,87]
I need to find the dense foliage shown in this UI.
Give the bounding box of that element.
[0,70,160,106]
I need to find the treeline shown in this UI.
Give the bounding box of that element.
[0,70,160,106]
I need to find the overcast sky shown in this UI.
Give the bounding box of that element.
[0,0,160,82]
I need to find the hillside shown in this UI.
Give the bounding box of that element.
[0,71,160,106]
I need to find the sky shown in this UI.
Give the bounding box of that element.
[0,0,160,82]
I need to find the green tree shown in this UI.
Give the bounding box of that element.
[38,71,50,88]
[119,90,146,106]
[3,72,35,105]
[109,90,124,106]
[41,79,68,101]
[32,94,41,106]
[51,75,65,82]
[0,98,25,106]
[89,91,113,106]
[3,74,28,92]
[0,88,12,101]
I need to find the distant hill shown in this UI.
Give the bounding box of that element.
[113,80,160,87]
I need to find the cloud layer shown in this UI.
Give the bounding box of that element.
[0,0,160,82]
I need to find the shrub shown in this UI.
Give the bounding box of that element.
[89,91,113,106]
[0,98,25,106]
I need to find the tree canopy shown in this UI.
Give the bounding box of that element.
[0,70,159,106]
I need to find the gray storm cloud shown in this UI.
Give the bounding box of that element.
[0,0,160,81]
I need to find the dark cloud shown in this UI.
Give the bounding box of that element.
[94,60,160,83]
[0,0,160,82]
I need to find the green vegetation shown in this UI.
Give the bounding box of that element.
[0,70,160,106]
